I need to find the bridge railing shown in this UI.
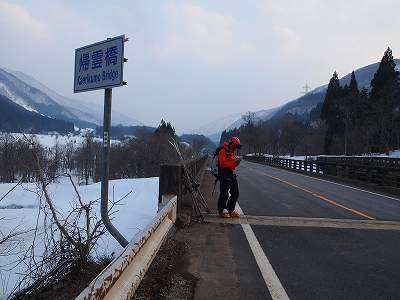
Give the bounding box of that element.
[244,155,400,189]
[76,155,208,300]
[159,155,208,212]
[244,155,322,174]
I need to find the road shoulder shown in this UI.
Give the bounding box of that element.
[134,170,269,299]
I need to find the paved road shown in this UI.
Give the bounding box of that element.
[238,161,400,221]
[233,160,400,300]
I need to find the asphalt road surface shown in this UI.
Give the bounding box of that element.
[233,160,400,300]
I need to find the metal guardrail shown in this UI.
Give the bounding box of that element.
[244,155,400,189]
[244,156,323,174]
[75,196,177,300]
[76,155,208,300]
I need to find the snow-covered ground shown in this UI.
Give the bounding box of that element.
[2,132,120,149]
[357,150,400,158]
[0,177,158,298]
[317,150,400,159]
[246,154,316,160]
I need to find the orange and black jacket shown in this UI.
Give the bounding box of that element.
[218,142,239,173]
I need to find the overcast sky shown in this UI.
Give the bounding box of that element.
[1,0,399,133]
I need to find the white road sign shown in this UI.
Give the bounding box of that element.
[74,35,125,93]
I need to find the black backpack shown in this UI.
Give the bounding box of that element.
[211,146,223,195]
[211,147,223,178]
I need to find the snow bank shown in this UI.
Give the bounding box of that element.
[362,150,400,158]
[318,150,400,159]
[0,177,158,298]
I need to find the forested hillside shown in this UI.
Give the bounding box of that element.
[222,48,400,157]
[0,94,73,133]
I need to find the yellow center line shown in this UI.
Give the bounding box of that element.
[252,169,376,220]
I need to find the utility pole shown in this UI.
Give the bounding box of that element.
[303,83,311,95]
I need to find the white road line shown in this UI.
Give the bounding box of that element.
[237,204,290,300]
[245,161,400,203]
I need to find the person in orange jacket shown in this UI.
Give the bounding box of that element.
[218,136,242,218]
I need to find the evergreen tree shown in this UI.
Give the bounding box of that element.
[340,71,359,119]
[321,71,344,153]
[369,47,400,152]
[321,71,342,122]
[155,119,175,136]
[370,47,399,100]
[340,71,360,154]
[353,86,368,128]
[309,102,323,121]
[348,70,359,94]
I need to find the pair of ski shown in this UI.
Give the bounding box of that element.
[169,139,211,222]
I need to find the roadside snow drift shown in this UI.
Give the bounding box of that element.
[0,177,158,298]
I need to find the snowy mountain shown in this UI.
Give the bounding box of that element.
[226,107,279,130]
[192,58,400,143]
[273,58,400,118]
[4,68,144,127]
[191,108,278,143]
[190,112,242,137]
[0,93,73,133]
[0,68,97,128]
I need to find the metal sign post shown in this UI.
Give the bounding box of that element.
[74,35,128,247]
[101,88,128,247]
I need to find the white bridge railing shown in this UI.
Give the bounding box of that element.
[76,196,177,300]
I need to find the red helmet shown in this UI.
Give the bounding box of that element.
[229,136,242,148]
